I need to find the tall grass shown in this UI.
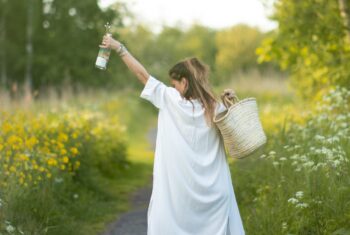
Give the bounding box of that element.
[230,86,350,234]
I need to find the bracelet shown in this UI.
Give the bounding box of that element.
[116,43,128,57]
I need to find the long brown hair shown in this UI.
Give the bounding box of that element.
[168,57,219,127]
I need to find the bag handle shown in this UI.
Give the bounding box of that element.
[221,89,239,109]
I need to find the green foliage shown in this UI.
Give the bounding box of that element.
[231,86,350,234]
[0,0,126,93]
[0,0,280,93]
[0,93,154,235]
[216,24,265,78]
[256,0,350,100]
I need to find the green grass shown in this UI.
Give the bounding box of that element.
[228,86,350,234]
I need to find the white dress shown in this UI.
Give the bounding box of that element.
[140,75,245,235]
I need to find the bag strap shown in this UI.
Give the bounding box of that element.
[221,89,240,109]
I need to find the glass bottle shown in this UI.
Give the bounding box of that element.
[95,22,112,70]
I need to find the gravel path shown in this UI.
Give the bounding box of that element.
[101,126,157,235]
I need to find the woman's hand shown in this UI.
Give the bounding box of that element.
[99,34,120,51]
[221,89,236,101]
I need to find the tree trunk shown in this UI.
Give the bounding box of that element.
[0,0,7,88]
[338,0,350,43]
[24,0,34,104]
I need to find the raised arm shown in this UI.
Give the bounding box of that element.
[100,35,149,85]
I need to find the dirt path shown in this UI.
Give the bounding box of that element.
[101,126,157,235]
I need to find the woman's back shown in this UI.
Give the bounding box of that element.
[140,75,245,235]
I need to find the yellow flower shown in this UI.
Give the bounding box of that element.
[62,156,69,163]
[60,165,66,170]
[70,147,79,156]
[2,122,12,134]
[7,135,23,146]
[58,132,68,142]
[25,136,38,149]
[57,142,64,149]
[47,158,58,166]
[9,166,16,172]
[18,154,29,161]
[60,149,67,155]
[74,161,80,168]
[71,132,78,139]
[46,173,52,178]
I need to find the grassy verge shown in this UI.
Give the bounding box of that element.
[0,90,157,235]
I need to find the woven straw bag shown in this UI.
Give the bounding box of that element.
[213,89,267,159]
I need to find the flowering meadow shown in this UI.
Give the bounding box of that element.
[0,100,133,234]
[231,86,350,234]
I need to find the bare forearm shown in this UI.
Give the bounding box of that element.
[118,50,149,85]
[101,35,150,85]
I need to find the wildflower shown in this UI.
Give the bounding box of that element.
[333,160,341,167]
[295,191,304,199]
[259,154,266,159]
[279,157,287,161]
[73,193,79,199]
[282,222,287,230]
[47,158,57,166]
[303,161,314,168]
[290,154,299,160]
[315,134,325,141]
[54,177,64,184]
[296,203,309,209]
[70,147,79,156]
[6,224,15,233]
[287,198,299,204]
[62,156,69,163]
[272,161,279,166]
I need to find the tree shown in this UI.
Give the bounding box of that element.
[0,0,7,88]
[256,0,350,100]
[215,24,264,81]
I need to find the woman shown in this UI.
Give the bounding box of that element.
[100,35,245,235]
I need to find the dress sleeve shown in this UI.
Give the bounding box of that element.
[139,75,181,110]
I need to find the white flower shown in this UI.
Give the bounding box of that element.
[0,198,3,208]
[282,222,288,230]
[303,161,314,168]
[332,160,341,167]
[313,199,322,204]
[288,198,299,204]
[295,191,304,199]
[272,161,280,166]
[54,177,64,183]
[279,157,287,161]
[73,194,79,199]
[290,154,299,160]
[315,135,325,141]
[269,151,276,155]
[259,154,266,159]
[6,224,15,233]
[296,203,309,209]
